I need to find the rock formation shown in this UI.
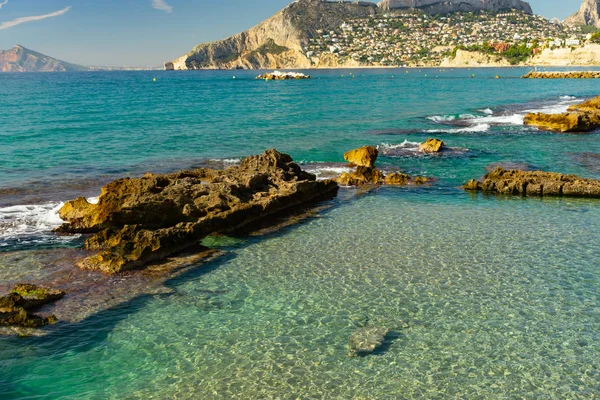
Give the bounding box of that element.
[256,71,311,80]
[0,284,65,328]
[524,95,600,133]
[167,0,377,70]
[418,138,445,153]
[0,45,88,73]
[378,0,532,14]
[565,0,600,29]
[348,326,390,357]
[337,146,429,186]
[464,167,600,197]
[344,146,379,168]
[57,150,339,274]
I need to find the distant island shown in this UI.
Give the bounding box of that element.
[166,0,600,70]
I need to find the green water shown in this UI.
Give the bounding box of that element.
[1,68,600,398]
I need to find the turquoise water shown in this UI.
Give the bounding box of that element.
[1,68,600,398]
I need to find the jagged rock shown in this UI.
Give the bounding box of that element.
[57,149,339,274]
[337,166,385,186]
[384,172,410,185]
[348,326,390,357]
[0,284,64,328]
[413,177,430,185]
[344,146,379,168]
[418,138,445,153]
[463,167,600,197]
[524,96,600,133]
[11,284,65,310]
[524,111,600,133]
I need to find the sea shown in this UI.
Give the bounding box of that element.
[1,67,600,399]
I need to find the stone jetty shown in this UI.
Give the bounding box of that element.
[523,71,600,79]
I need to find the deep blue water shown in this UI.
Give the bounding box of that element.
[1,68,600,399]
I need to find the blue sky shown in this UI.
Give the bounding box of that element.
[0,0,585,67]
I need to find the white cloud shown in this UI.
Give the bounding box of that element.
[0,6,71,30]
[152,0,173,13]
[0,0,8,10]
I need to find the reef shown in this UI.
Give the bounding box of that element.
[0,284,65,328]
[464,167,600,197]
[57,149,338,274]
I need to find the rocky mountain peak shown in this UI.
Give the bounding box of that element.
[565,0,600,28]
[377,0,532,14]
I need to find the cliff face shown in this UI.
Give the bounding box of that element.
[167,0,377,70]
[0,45,88,73]
[528,44,600,66]
[565,0,600,28]
[377,0,532,14]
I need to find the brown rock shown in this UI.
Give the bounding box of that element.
[418,139,445,153]
[524,96,600,133]
[344,146,379,168]
[463,167,600,198]
[0,284,64,328]
[384,172,410,185]
[348,326,390,357]
[57,149,339,274]
[337,166,385,186]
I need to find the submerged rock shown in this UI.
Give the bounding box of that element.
[464,167,600,198]
[348,326,390,357]
[344,146,379,168]
[57,149,339,274]
[418,138,445,153]
[524,95,600,133]
[0,284,64,328]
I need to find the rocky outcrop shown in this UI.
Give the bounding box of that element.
[0,45,88,73]
[418,138,445,153]
[464,167,600,197]
[378,0,532,14]
[344,146,379,168]
[524,95,600,133]
[256,71,310,80]
[337,146,429,186]
[523,71,600,79]
[168,0,377,70]
[0,284,65,328]
[565,0,600,29]
[348,326,390,357]
[57,150,339,274]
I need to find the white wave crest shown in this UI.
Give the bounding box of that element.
[426,123,490,134]
[479,108,494,115]
[0,202,65,240]
[378,140,421,150]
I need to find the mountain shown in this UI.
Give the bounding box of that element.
[166,0,377,70]
[166,0,535,70]
[378,0,532,14]
[0,45,88,72]
[565,0,600,28]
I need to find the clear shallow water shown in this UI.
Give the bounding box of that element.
[1,68,600,398]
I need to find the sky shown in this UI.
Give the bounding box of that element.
[0,0,586,67]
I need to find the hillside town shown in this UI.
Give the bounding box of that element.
[305,10,590,66]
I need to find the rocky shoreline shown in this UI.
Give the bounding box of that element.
[524,95,600,133]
